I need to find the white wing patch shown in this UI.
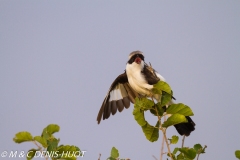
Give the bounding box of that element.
[109,89,123,101]
[155,72,166,82]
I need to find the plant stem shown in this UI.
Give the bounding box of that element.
[160,115,166,160]
[160,133,165,160]
[151,96,173,160]
[151,97,164,160]
[181,135,185,148]
[152,155,158,160]
[162,129,173,160]
[196,153,200,160]
[197,145,207,160]
[32,141,48,160]
[33,140,42,150]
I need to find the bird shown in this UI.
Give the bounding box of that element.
[96,51,195,136]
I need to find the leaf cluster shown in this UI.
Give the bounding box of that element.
[131,81,207,160]
[107,147,129,160]
[133,81,194,142]
[13,124,82,160]
[171,143,207,160]
[236,150,240,159]
[107,144,206,160]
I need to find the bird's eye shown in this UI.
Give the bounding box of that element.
[133,54,138,59]
[138,54,144,60]
[127,53,144,64]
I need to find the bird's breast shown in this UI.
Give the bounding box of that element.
[127,72,152,96]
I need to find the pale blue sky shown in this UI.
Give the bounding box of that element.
[1,1,240,160]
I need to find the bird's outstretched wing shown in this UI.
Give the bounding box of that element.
[97,72,138,124]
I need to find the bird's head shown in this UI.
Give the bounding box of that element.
[128,51,145,64]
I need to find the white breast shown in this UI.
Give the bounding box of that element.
[126,61,153,95]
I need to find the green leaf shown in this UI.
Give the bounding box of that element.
[194,144,205,154]
[161,91,172,107]
[42,124,60,139]
[166,103,194,116]
[177,153,184,159]
[26,149,38,160]
[193,144,202,151]
[162,114,187,128]
[235,150,240,159]
[133,97,160,142]
[167,152,175,159]
[142,121,159,142]
[134,97,154,110]
[153,81,172,95]
[155,103,165,116]
[179,147,197,159]
[173,147,179,155]
[133,107,146,126]
[133,97,155,126]
[170,135,179,144]
[47,138,59,152]
[57,145,81,160]
[150,108,157,116]
[13,131,33,143]
[151,88,162,95]
[149,103,165,117]
[34,136,48,148]
[110,147,119,158]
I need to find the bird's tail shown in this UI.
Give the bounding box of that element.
[157,100,195,136]
[174,116,195,136]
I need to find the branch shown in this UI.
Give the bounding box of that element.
[197,145,207,160]
[162,129,174,160]
[32,141,48,160]
[151,96,173,160]
[160,115,166,160]
[181,135,186,148]
[152,155,158,160]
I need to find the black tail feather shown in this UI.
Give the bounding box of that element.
[174,116,195,136]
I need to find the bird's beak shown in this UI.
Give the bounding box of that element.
[135,57,142,64]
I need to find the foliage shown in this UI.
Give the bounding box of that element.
[13,81,211,160]
[101,81,207,159]
[106,147,130,160]
[236,150,240,159]
[13,124,83,160]
[131,81,207,159]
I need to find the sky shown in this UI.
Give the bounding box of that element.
[1,1,240,160]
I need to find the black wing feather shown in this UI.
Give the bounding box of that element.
[142,64,160,85]
[97,72,138,124]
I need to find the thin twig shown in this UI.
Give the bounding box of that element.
[151,97,163,160]
[32,141,48,160]
[181,135,186,148]
[196,145,207,160]
[33,140,42,150]
[152,96,173,160]
[160,134,165,160]
[160,116,166,160]
[196,153,200,160]
[152,155,158,160]
[151,94,173,160]
[162,129,173,160]
[160,107,172,159]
